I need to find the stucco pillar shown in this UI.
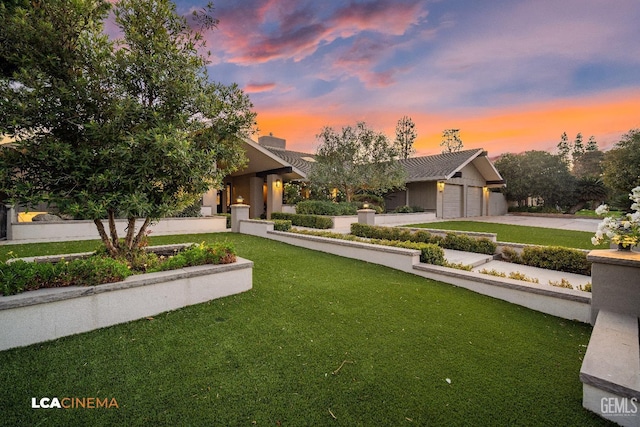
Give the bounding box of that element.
[587,249,640,324]
[266,174,283,220]
[249,177,264,219]
[230,203,250,233]
[357,208,376,225]
[5,204,15,240]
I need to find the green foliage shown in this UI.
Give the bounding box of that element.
[0,242,236,295]
[0,0,256,258]
[394,115,416,159]
[173,201,203,218]
[505,246,591,276]
[272,219,292,232]
[495,151,575,209]
[350,223,497,255]
[309,121,406,202]
[271,212,333,229]
[602,129,640,209]
[296,200,358,216]
[441,128,463,153]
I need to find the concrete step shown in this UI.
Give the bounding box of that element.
[443,249,494,268]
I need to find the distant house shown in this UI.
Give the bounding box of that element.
[204,136,506,219]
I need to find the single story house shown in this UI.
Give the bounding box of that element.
[204,135,506,219]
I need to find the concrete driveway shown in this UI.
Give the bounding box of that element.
[445,214,601,233]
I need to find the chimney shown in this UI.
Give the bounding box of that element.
[258,134,286,149]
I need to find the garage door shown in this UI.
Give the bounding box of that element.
[467,186,483,217]
[443,184,463,218]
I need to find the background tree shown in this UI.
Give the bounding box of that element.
[557,132,571,166]
[495,151,575,210]
[394,116,416,159]
[440,129,463,153]
[572,132,585,166]
[309,122,406,202]
[573,136,604,179]
[0,0,256,257]
[566,177,608,214]
[602,129,640,209]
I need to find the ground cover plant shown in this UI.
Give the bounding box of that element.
[0,242,236,296]
[0,234,609,426]
[405,221,606,250]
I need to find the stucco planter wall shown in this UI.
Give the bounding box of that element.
[8,215,228,243]
[0,258,253,351]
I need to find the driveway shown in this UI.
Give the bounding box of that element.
[446,214,601,233]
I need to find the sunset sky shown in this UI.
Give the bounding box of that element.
[175,0,640,156]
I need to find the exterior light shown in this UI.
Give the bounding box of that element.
[437,182,445,192]
[363,203,369,209]
[236,195,244,204]
[275,179,281,188]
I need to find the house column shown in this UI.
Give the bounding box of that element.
[5,204,15,240]
[249,177,264,219]
[266,174,283,220]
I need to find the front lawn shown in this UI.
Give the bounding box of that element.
[404,221,606,250]
[0,234,608,426]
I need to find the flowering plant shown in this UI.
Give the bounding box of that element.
[591,186,640,248]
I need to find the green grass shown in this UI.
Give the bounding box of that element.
[404,221,606,250]
[0,234,609,426]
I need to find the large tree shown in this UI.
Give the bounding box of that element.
[309,122,406,202]
[0,0,256,257]
[495,151,575,209]
[394,116,416,159]
[602,129,640,209]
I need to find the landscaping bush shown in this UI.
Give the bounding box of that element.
[271,212,333,229]
[0,242,237,296]
[351,224,496,255]
[296,200,357,216]
[273,219,292,231]
[519,246,591,276]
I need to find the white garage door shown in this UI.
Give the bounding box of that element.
[443,185,463,218]
[467,186,483,217]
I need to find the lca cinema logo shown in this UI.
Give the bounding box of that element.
[31,397,119,409]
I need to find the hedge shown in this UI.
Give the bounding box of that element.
[502,246,591,276]
[271,212,333,229]
[296,200,358,216]
[351,223,497,255]
[273,219,292,232]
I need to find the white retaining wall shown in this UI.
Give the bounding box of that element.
[9,216,228,242]
[0,258,253,351]
[238,220,592,322]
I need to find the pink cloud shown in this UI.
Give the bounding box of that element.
[245,82,277,93]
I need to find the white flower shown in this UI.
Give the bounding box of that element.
[595,204,609,216]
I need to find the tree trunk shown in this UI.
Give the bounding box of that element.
[124,217,137,250]
[107,210,119,251]
[94,219,118,257]
[132,217,152,249]
[567,201,587,215]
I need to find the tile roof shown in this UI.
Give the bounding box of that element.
[261,146,316,177]
[399,149,485,182]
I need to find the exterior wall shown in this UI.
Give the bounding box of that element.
[489,192,508,216]
[384,190,407,212]
[9,216,228,242]
[0,258,253,351]
[407,182,437,211]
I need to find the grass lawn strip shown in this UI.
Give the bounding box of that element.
[0,234,609,425]
[405,221,606,250]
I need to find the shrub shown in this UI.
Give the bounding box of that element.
[0,242,237,296]
[393,205,413,213]
[273,219,292,231]
[520,246,591,276]
[296,200,358,216]
[419,244,446,265]
[271,212,333,229]
[351,224,496,255]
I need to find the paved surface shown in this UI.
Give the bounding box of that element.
[437,215,597,290]
[444,214,601,233]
